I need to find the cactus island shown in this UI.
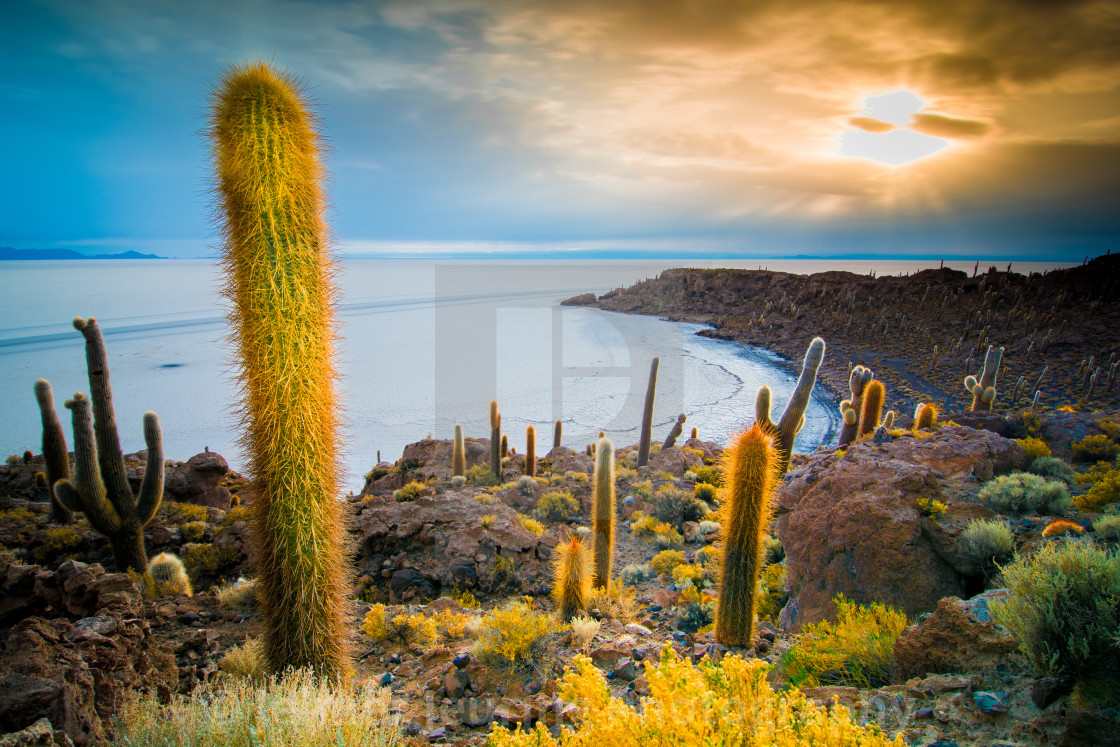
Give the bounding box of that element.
[1,61,1119,747]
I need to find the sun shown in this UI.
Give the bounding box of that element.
[838,91,949,167]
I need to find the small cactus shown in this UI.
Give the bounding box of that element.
[858,380,885,440]
[554,420,562,449]
[551,535,592,621]
[637,358,659,467]
[715,423,779,647]
[525,425,536,477]
[838,366,873,447]
[964,345,1004,412]
[914,403,938,432]
[690,426,698,440]
[881,410,895,430]
[755,337,826,474]
[33,379,72,523]
[452,423,466,477]
[489,400,502,479]
[662,413,687,450]
[148,552,192,597]
[591,437,615,589]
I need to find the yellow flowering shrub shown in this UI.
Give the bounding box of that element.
[1015,436,1052,462]
[671,563,705,587]
[517,513,545,535]
[488,646,903,746]
[649,549,684,576]
[474,600,560,669]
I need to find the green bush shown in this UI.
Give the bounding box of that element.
[689,465,723,487]
[651,486,707,529]
[978,472,1071,516]
[1076,469,1120,513]
[780,595,908,689]
[693,482,717,503]
[959,518,1014,573]
[1026,456,1077,483]
[534,490,580,522]
[466,464,498,487]
[1094,514,1120,541]
[1071,434,1120,464]
[763,536,785,566]
[619,563,651,586]
[991,542,1120,683]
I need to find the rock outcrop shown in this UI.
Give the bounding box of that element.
[775,426,1026,629]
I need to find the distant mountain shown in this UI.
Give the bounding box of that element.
[0,247,164,260]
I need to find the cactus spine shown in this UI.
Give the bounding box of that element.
[52,319,164,573]
[209,62,349,679]
[525,425,536,477]
[33,379,72,523]
[662,413,686,450]
[552,535,592,621]
[489,400,502,478]
[964,345,1003,412]
[914,403,937,432]
[858,380,885,439]
[715,423,779,647]
[554,419,562,449]
[148,552,192,597]
[755,337,826,474]
[590,436,615,589]
[838,366,872,447]
[452,423,466,477]
[637,357,659,467]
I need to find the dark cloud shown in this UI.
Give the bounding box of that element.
[849,116,896,134]
[911,113,991,138]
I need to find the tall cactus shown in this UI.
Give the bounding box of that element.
[715,423,779,647]
[51,319,164,573]
[591,436,615,589]
[489,400,502,479]
[858,380,885,439]
[964,345,1004,412]
[452,423,466,477]
[838,366,872,447]
[755,337,826,475]
[524,425,536,477]
[636,357,659,467]
[552,535,592,621]
[33,379,72,523]
[554,419,562,449]
[209,62,349,679]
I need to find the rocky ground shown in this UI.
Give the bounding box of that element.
[2,401,1119,745]
[563,254,1120,420]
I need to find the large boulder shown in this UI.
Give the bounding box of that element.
[647,446,702,476]
[164,451,236,509]
[775,426,1025,629]
[0,558,176,747]
[545,447,593,475]
[351,492,556,601]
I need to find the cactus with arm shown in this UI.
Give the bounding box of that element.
[755,337,826,475]
[964,344,1004,412]
[33,379,72,523]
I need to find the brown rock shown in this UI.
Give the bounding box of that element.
[546,447,593,475]
[776,427,1025,629]
[892,593,1019,684]
[648,447,702,476]
[164,452,234,509]
[397,439,490,481]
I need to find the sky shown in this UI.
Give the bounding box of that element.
[2,0,1119,260]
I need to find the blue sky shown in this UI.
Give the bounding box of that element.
[3,0,1119,260]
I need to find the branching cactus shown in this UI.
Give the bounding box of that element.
[964,345,1004,412]
[591,436,615,589]
[662,413,687,450]
[637,357,659,467]
[715,423,779,647]
[755,337,826,475]
[452,423,466,477]
[210,62,349,679]
[552,535,592,621]
[490,400,502,478]
[525,425,536,477]
[33,379,72,523]
[838,366,873,447]
[858,380,885,439]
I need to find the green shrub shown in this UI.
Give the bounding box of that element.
[630,480,654,501]
[1094,514,1120,541]
[115,667,399,747]
[160,501,209,523]
[534,490,579,522]
[1027,457,1077,483]
[219,637,266,680]
[651,486,707,529]
[393,481,425,502]
[517,475,538,497]
[781,595,908,689]
[1076,469,1120,512]
[959,518,1015,573]
[450,475,466,488]
[763,536,785,566]
[693,483,717,503]
[991,542,1120,683]
[978,472,1071,516]
[1071,434,1120,464]
[467,465,499,487]
[516,513,545,535]
[619,563,651,586]
[689,465,723,487]
[181,520,207,542]
[756,563,787,623]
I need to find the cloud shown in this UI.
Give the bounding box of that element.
[911,112,992,139]
[849,117,896,134]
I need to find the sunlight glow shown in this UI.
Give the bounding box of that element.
[838,90,949,166]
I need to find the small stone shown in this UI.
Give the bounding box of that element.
[916,707,934,718]
[380,672,394,686]
[632,648,645,661]
[453,653,470,669]
[179,611,199,624]
[612,661,638,682]
[427,726,446,740]
[972,690,1009,713]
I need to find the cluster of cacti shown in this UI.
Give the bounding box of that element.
[755,337,825,474]
[590,436,615,589]
[662,413,686,450]
[148,552,192,596]
[33,379,72,523]
[42,318,165,574]
[553,419,562,449]
[715,423,779,647]
[964,344,1004,411]
[452,423,466,477]
[838,366,873,447]
[637,358,659,467]
[209,62,349,679]
[913,403,938,432]
[551,534,592,620]
[525,425,536,477]
[490,400,502,478]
